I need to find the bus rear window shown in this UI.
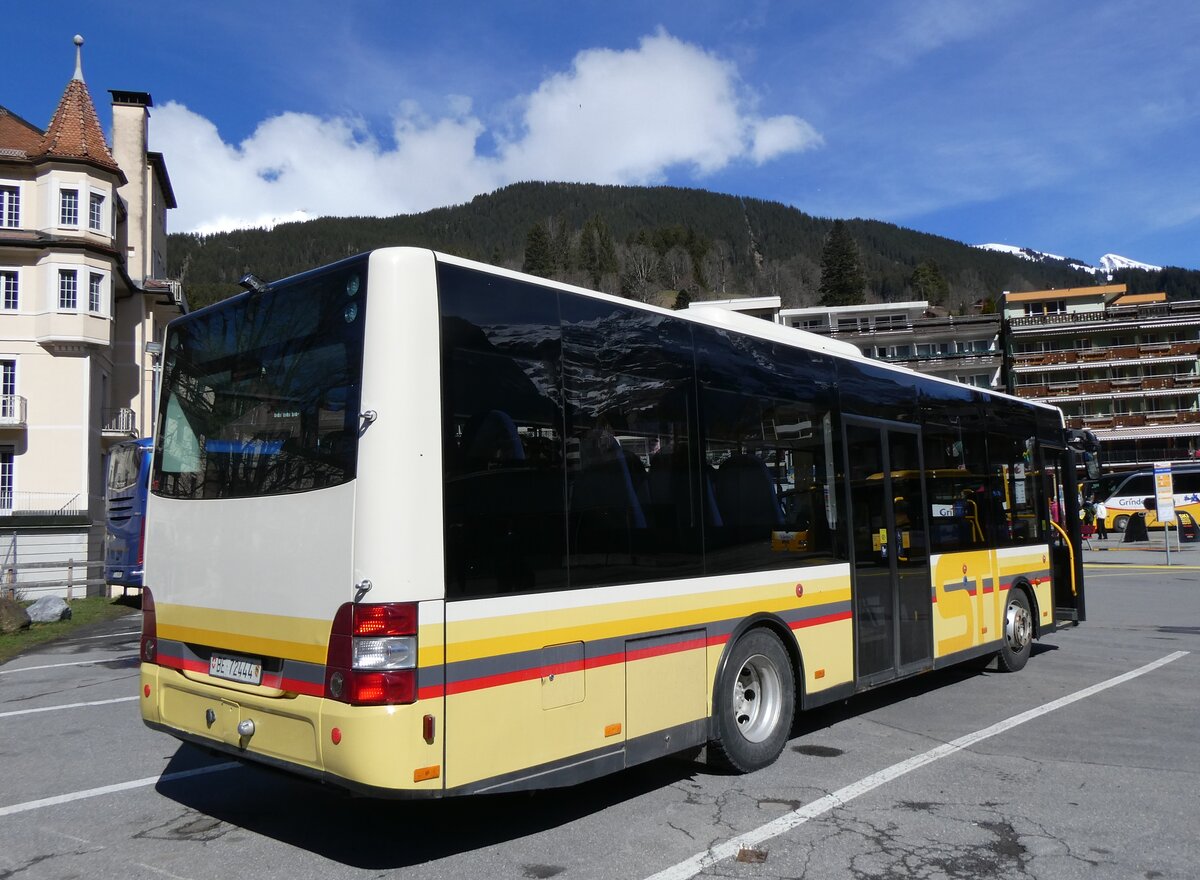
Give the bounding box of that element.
[153,258,367,500]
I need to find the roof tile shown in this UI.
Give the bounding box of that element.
[34,77,119,171]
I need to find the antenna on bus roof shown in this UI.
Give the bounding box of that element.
[238,274,269,294]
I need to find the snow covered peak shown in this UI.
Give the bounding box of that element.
[973,244,1161,276]
[1099,253,1162,273]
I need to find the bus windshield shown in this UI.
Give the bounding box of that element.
[153,257,368,500]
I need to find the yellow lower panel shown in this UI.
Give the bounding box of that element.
[626,645,706,740]
[793,619,853,691]
[443,664,624,790]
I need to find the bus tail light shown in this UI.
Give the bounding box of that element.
[140,587,157,664]
[325,602,418,706]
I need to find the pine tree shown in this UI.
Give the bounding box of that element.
[818,220,867,306]
[579,215,618,289]
[522,221,553,278]
[909,260,950,305]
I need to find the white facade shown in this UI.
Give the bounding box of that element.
[0,42,184,595]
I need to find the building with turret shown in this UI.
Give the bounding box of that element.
[0,36,185,591]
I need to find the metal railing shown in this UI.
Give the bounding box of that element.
[102,407,137,435]
[0,491,85,516]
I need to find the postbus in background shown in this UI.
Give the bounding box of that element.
[138,248,1092,798]
[104,436,153,595]
[1088,464,1200,532]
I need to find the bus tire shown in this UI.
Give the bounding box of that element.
[997,589,1033,673]
[1113,514,1130,532]
[709,629,795,773]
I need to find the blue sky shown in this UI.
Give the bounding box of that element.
[10,1,1200,269]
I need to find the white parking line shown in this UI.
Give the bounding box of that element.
[0,762,240,818]
[644,650,1190,880]
[0,656,138,675]
[65,630,141,642]
[0,696,139,719]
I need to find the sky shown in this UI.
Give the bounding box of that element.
[9,1,1200,270]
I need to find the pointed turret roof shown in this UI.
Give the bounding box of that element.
[33,35,119,173]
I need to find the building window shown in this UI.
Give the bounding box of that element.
[58,269,78,309]
[89,273,103,313]
[59,189,79,226]
[89,192,105,232]
[0,186,18,228]
[0,271,16,310]
[0,361,14,425]
[0,447,12,510]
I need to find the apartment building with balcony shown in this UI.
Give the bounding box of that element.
[777,301,1003,389]
[0,37,184,586]
[1004,285,1200,466]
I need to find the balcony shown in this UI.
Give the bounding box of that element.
[0,395,27,428]
[0,491,85,517]
[101,407,137,437]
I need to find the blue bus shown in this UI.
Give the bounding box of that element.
[104,437,153,593]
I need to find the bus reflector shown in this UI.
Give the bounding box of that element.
[140,587,157,664]
[605,723,622,737]
[325,602,419,706]
[413,765,440,782]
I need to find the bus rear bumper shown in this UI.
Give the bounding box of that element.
[140,663,445,797]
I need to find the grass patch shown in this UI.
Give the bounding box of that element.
[0,595,140,665]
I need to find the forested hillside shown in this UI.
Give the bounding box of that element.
[167,182,1195,311]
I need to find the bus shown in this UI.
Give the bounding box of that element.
[104,436,153,594]
[138,248,1091,797]
[1088,464,1200,532]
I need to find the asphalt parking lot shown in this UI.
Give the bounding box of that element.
[1,559,1197,880]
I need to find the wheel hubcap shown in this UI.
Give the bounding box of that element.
[1005,599,1032,652]
[732,653,782,743]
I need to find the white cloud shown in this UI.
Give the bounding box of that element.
[749,116,823,163]
[153,31,821,233]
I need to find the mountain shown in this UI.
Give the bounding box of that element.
[167,182,1197,311]
[974,243,1164,277]
[1098,253,1163,274]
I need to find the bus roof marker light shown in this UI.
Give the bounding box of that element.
[238,273,269,295]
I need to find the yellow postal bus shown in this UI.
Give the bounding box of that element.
[139,248,1091,796]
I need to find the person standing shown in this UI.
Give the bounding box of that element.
[1094,498,1108,540]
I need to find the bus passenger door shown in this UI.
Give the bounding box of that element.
[845,420,934,687]
[1046,444,1086,623]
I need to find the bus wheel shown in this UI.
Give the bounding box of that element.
[709,629,795,773]
[1114,514,1130,532]
[997,590,1033,673]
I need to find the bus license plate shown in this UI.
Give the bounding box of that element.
[209,653,263,686]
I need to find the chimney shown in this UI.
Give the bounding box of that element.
[109,90,153,284]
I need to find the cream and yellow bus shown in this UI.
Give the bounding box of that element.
[139,247,1091,797]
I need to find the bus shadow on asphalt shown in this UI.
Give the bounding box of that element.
[153,744,703,869]
[151,650,1056,868]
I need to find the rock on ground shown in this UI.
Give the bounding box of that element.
[26,595,73,623]
[0,596,32,633]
